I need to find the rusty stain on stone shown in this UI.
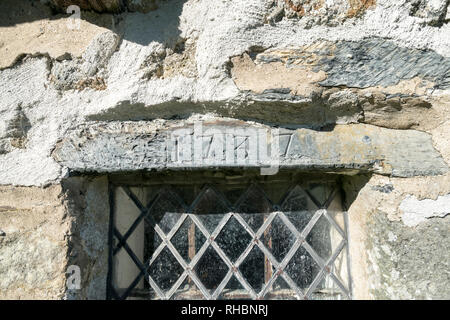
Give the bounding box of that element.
[284,0,325,16]
[347,0,376,18]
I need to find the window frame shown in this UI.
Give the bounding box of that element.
[106,171,352,300]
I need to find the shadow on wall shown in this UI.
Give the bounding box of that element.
[117,0,185,47]
[0,0,54,27]
[0,0,186,47]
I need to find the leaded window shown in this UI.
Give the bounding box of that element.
[107,172,351,300]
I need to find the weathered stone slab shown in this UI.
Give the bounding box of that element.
[52,120,449,177]
[317,39,450,89]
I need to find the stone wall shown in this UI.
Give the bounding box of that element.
[343,173,450,299]
[0,176,110,299]
[0,0,449,299]
[62,176,110,299]
[0,185,69,299]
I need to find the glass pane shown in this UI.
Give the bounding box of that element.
[285,246,320,289]
[285,210,314,235]
[114,247,142,293]
[239,213,264,233]
[171,217,206,263]
[260,215,295,263]
[192,187,230,233]
[194,246,228,292]
[215,216,252,262]
[157,212,183,235]
[306,214,333,262]
[196,213,225,235]
[192,187,230,214]
[239,246,265,292]
[236,184,272,213]
[149,190,185,234]
[329,248,350,293]
[148,247,184,293]
[114,187,144,236]
[219,185,246,207]
[281,185,308,211]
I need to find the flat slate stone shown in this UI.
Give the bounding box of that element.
[317,39,450,89]
[52,120,449,177]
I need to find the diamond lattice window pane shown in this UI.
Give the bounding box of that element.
[192,187,230,214]
[239,245,265,292]
[196,213,225,235]
[171,216,206,263]
[235,184,273,214]
[148,246,184,293]
[306,214,333,262]
[157,212,184,235]
[149,190,185,234]
[192,187,231,233]
[260,214,295,263]
[194,246,229,293]
[281,185,309,211]
[239,213,265,233]
[285,211,315,235]
[109,175,351,300]
[285,246,320,290]
[113,245,143,294]
[215,216,252,263]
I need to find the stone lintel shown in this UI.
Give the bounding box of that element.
[52,121,449,177]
